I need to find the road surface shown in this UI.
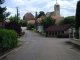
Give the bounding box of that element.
[1,29,80,60]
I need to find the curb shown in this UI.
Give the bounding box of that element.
[0,49,15,59]
[0,41,29,59]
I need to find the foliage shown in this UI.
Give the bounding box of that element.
[41,33,46,37]
[62,33,69,38]
[0,0,10,29]
[31,28,37,32]
[57,34,63,38]
[0,0,5,4]
[35,11,38,18]
[9,16,27,27]
[37,11,45,18]
[9,16,15,21]
[9,15,20,22]
[0,0,10,22]
[75,1,80,30]
[27,23,35,30]
[5,21,22,35]
[40,16,56,30]
[59,16,75,25]
[0,29,18,53]
[19,20,27,27]
[57,33,69,38]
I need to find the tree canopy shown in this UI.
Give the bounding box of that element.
[75,0,80,30]
[59,16,75,25]
[0,0,10,22]
[0,0,5,4]
[9,15,20,22]
[9,15,27,27]
[37,11,45,18]
[40,16,56,30]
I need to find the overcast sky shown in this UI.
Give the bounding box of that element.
[2,0,78,19]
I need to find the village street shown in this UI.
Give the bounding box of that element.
[1,29,80,60]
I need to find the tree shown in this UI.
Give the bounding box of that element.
[40,16,56,30]
[27,23,35,30]
[5,21,22,35]
[9,15,20,22]
[9,16,14,21]
[37,11,45,18]
[9,15,27,27]
[59,16,75,25]
[0,0,10,28]
[35,11,38,18]
[19,20,27,27]
[75,0,80,30]
[0,0,5,5]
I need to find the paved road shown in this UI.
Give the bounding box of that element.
[2,30,80,60]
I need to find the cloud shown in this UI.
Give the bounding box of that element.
[4,0,78,19]
[6,7,16,17]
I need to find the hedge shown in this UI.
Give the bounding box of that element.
[0,29,18,53]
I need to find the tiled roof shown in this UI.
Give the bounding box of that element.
[46,12,55,17]
[28,20,35,24]
[23,13,35,20]
[46,24,73,31]
[52,16,64,24]
[46,12,51,17]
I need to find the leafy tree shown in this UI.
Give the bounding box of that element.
[9,16,14,21]
[35,11,38,18]
[0,0,5,4]
[0,0,10,28]
[27,23,35,30]
[75,0,80,30]
[59,16,75,25]
[40,16,56,30]
[37,11,45,18]
[9,15,20,22]
[19,20,27,27]
[9,15,27,26]
[5,21,22,35]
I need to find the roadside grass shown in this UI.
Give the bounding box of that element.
[31,28,37,32]
[41,33,46,37]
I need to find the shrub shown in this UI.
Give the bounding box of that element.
[5,21,22,35]
[57,34,63,38]
[0,29,18,53]
[62,33,69,38]
[27,23,35,30]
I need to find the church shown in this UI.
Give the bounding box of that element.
[46,0,64,24]
[23,0,64,24]
[46,1,60,17]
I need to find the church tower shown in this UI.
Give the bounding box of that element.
[54,0,60,16]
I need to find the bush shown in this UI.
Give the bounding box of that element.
[57,34,63,38]
[27,23,35,30]
[0,29,18,53]
[5,21,22,35]
[62,33,69,38]
[57,33,69,38]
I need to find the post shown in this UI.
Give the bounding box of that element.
[79,27,80,39]
[73,28,75,39]
[16,7,19,23]
[54,32,55,37]
[69,28,71,38]
[51,31,52,36]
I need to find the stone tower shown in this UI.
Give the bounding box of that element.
[54,0,60,16]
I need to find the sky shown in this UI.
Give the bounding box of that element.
[1,0,78,19]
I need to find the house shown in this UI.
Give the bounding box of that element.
[23,12,35,21]
[45,24,73,37]
[27,20,35,24]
